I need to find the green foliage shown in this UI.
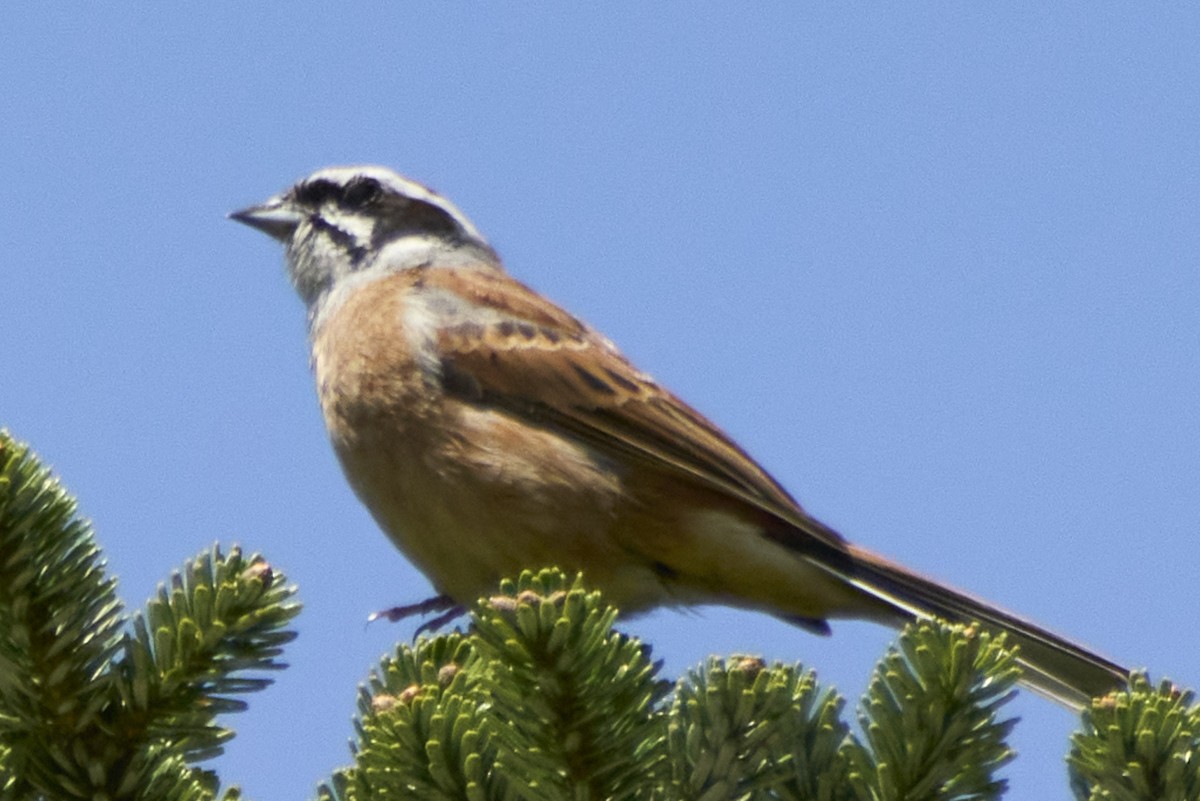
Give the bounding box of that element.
[667,655,849,801]
[845,623,1019,801]
[2,427,1197,801]
[324,571,1029,801]
[330,572,671,801]
[1069,676,1200,801]
[0,431,300,800]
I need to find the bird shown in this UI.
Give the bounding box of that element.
[230,165,1130,708]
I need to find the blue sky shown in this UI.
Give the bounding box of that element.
[4,5,1198,798]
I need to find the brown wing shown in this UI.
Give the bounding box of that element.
[421,265,847,556]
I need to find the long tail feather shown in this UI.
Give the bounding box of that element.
[842,544,1129,709]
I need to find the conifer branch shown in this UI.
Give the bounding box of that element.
[844,621,1019,801]
[1068,675,1199,801]
[0,430,300,800]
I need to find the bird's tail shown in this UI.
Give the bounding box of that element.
[842,543,1129,709]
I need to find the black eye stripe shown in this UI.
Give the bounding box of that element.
[342,177,382,208]
[292,178,339,206]
[293,176,384,209]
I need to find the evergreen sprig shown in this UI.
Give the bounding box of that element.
[119,544,300,762]
[0,430,300,801]
[472,572,671,801]
[330,570,671,801]
[1068,675,1199,801]
[348,633,492,801]
[667,656,850,801]
[845,621,1019,801]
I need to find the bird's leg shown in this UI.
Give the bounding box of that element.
[368,594,466,637]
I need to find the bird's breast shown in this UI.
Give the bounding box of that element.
[311,271,445,440]
[306,271,641,603]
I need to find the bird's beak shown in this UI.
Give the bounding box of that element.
[228,197,303,242]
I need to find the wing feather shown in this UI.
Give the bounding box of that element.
[423,266,847,556]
